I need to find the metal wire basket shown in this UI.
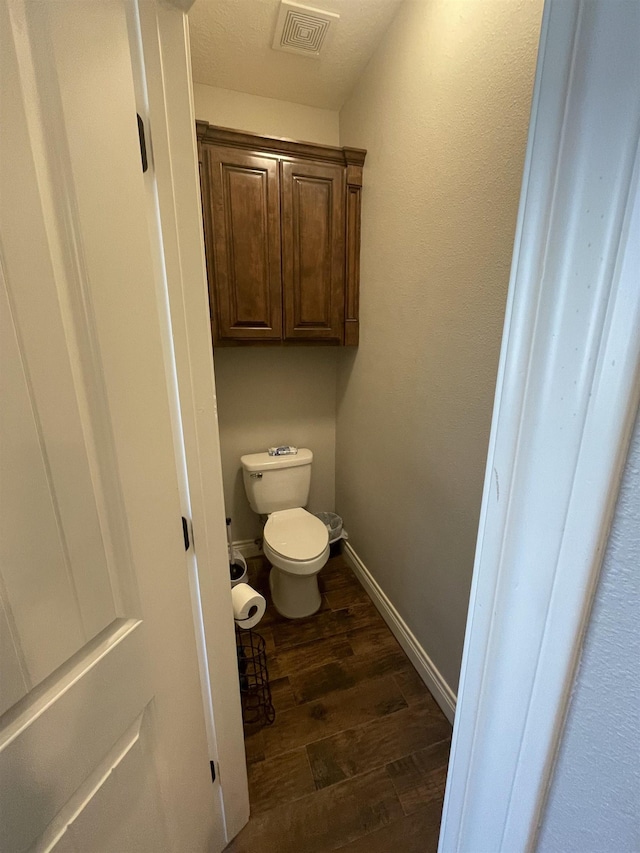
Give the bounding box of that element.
[235,627,275,728]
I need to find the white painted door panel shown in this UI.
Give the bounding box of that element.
[1,270,113,692]
[1,623,151,851]
[1,1,224,850]
[49,714,171,853]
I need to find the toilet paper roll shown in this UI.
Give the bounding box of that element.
[231,582,266,629]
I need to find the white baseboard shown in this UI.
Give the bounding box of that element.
[342,541,457,724]
[232,538,263,559]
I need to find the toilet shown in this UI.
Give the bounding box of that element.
[240,448,329,619]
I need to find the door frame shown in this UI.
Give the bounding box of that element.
[439,1,640,850]
[134,0,249,841]
[138,0,639,849]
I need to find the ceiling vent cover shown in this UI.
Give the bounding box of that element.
[272,2,339,58]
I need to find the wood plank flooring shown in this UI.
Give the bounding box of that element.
[225,554,452,853]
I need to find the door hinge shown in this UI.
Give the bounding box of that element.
[182,516,190,551]
[210,760,217,783]
[137,113,148,173]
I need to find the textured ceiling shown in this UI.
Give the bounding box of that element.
[188,0,403,110]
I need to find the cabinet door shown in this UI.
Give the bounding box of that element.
[203,145,282,341]
[281,159,345,342]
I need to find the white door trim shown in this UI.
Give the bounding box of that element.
[439,2,640,851]
[134,1,249,841]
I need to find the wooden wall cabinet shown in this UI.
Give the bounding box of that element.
[197,123,366,346]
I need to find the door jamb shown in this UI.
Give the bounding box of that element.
[134,0,249,842]
[439,1,640,850]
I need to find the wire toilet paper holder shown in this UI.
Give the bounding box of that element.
[235,626,275,728]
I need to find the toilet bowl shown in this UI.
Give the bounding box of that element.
[240,448,330,619]
[263,508,330,618]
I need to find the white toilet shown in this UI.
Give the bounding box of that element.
[240,448,329,619]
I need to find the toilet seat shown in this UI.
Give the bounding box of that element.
[263,508,329,575]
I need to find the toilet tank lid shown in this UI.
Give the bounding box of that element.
[241,448,313,472]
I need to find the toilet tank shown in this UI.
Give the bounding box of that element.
[241,448,313,514]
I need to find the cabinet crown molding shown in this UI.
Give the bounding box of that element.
[196,121,366,168]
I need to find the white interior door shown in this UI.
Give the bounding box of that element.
[0,1,226,850]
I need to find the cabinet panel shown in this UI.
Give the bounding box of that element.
[196,123,366,346]
[281,160,345,342]
[203,146,282,341]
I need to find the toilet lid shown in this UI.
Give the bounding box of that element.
[264,508,329,561]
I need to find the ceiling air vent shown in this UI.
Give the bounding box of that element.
[272,2,339,58]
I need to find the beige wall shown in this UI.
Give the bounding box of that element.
[193,84,340,145]
[193,84,340,541]
[337,0,542,692]
[214,349,337,543]
[537,411,640,851]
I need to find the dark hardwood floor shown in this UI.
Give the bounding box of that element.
[226,553,452,853]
